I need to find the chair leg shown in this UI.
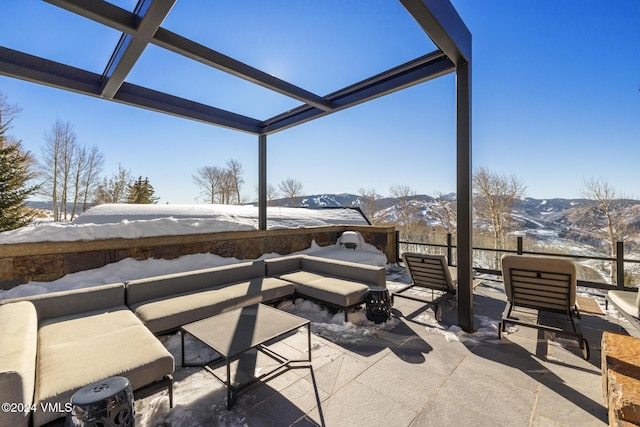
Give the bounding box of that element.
[168,382,174,408]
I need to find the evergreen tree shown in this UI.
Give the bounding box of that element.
[127,176,159,204]
[0,127,40,231]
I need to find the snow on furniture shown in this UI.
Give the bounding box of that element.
[339,231,360,249]
[0,284,175,427]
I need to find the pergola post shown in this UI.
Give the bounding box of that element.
[400,0,473,332]
[456,61,473,332]
[258,134,267,230]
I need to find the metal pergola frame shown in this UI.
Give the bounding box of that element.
[0,0,474,331]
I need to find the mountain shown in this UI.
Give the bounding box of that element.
[264,193,640,250]
[30,195,640,250]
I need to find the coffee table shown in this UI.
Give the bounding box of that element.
[181,304,311,409]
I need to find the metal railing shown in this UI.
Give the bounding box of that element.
[397,232,640,292]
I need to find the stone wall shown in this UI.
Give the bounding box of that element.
[0,225,397,290]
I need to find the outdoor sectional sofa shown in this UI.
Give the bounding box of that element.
[0,254,386,426]
[0,283,175,427]
[127,254,387,334]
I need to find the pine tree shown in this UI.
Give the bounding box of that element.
[0,126,40,231]
[127,176,159,204]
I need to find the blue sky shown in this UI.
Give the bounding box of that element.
[0,1,639,204]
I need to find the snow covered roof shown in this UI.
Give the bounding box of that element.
[0,204,369,244]
[72,204,368,226]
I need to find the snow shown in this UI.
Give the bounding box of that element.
[0,204,369,244]
[0,234,387,300]
[0,205,561,426]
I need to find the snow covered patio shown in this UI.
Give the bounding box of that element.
[0,211,628,426]
[133,274,619,426]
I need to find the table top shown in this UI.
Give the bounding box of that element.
[181,304,309,358]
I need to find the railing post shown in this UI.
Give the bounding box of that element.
[395,230,400,263]
[447,233,453,266]
[517,236,523,255]
[617,241,625,290]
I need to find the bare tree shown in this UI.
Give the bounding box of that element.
[93,164,133,204]
[80,146,104,212]
[571,177,638,283]
[0,92,22,128]
[255,183,279,206]
[40,121,103,220]
[193,159,245,205]
[266,183,279,206]
[68,145,86,220]
[40,120,78,221]
[357,187,381,224]
[226,159,244,204]
[389,184,418,240]
[432,191,457,238]
[279,178,303,207]
[193,166,223,204]
[218,168,235,204]
[473,166,526,260]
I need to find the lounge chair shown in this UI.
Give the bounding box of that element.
[499,254,589,360]
[606,288,640,330]
[397,253,457,321]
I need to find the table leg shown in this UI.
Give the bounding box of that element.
[181,330,185,368]
[226,359,232,410]
[307,324,312,363]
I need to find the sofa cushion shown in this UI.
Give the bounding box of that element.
[279,270,327,285]
[34,307,174,427]
[131,290,237,334]
[295,277,370,308]
[0,301,38,427]
[264,255,302,276]
[131,277,296,334]
[0,283,125,322]
[608,290,639,318]
[125,261,265,306]
[301,256,387,287]
[255,277,296,303]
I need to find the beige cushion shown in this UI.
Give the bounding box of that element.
[125,261,265,306]
[295,277,370,307]
[224,277,295,304]
[0,302,38,427]
[608,290,639,318]
[279,270,327,285]
[131,291,236,334]
[131,277,296,333]
[34,307,174,427]
[0,283,125,321]
[302,256,386,287]
[264,255,302,276]
[501,254,577,309]
[401,253,457,292]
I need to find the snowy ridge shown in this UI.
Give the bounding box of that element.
[0,204,368,244]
